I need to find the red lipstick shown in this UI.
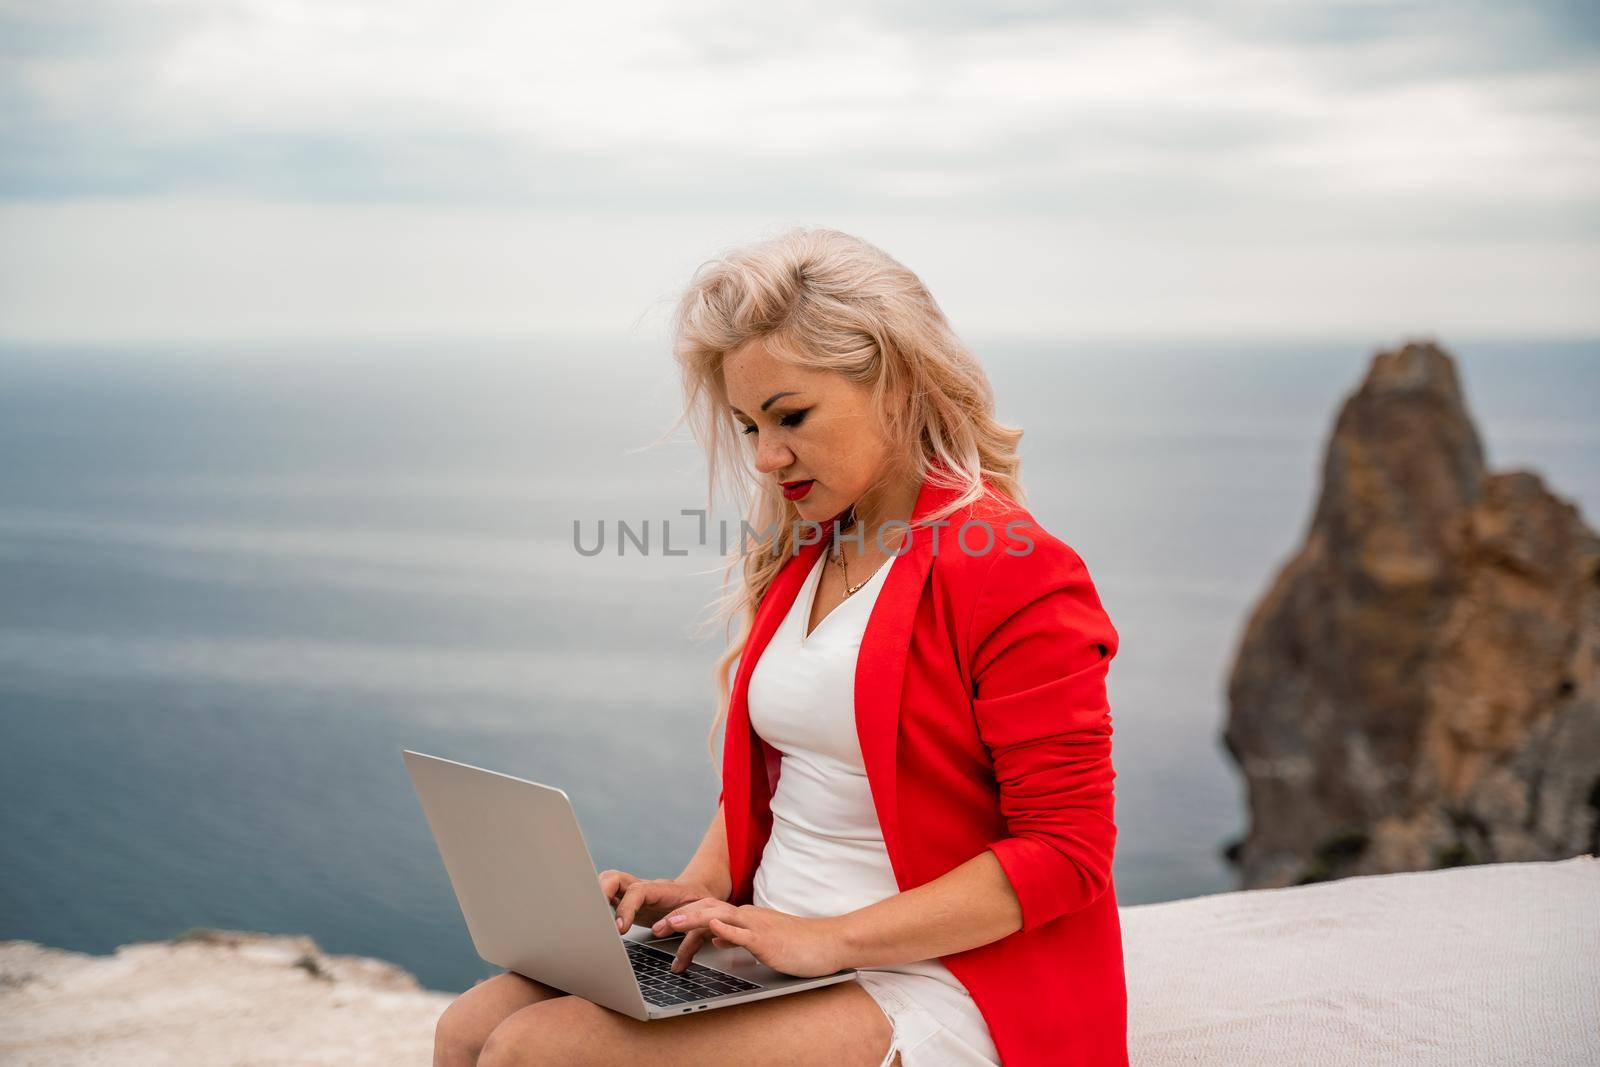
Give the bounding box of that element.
[781,480,815,501]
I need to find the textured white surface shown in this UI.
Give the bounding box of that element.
[1,857,1595,1065]
[1122,854,1600,1066]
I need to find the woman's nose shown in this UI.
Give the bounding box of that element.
[754,436,793,474]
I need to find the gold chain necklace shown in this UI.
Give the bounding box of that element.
[831,506,892,598]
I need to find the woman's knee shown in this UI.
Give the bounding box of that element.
[478,997,618,1067]
[434,993,500,1066]
[434,972,563,1066]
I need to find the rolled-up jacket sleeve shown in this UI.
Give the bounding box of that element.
[969,537,1121,934]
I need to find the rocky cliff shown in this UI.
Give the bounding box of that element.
[1223,339,1600,888]
[0,928,451,1065]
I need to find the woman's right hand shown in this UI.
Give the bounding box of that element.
[600,870,721,935]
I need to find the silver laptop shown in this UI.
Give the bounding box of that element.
[401,749,858,1020]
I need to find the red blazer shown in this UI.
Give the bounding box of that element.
[718,467,1126,1066]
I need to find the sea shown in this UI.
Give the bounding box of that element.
[1,334,1595,994]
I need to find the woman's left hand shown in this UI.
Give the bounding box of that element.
[649,899,847,978]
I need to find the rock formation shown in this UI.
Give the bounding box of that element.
[1223,339,1600,888]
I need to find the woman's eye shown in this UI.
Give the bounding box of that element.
[738,410,807,435]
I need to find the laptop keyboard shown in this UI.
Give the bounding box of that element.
[625,940,763,1005]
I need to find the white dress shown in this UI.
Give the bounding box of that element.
[747,549,1001,1066]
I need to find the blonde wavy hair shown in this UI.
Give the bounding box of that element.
[661,226,1026,765]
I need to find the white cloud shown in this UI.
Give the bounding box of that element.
[0,0,1595,339]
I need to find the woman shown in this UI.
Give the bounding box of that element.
[433,228,1125,1066]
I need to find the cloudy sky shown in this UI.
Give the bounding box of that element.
[1,0,1596,343]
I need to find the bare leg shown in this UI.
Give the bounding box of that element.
[434,970,571,1067]
[477,978,901,1067]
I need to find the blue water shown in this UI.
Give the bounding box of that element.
[1,335,1595,994]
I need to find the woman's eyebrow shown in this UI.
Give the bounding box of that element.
[731,390,802,417]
